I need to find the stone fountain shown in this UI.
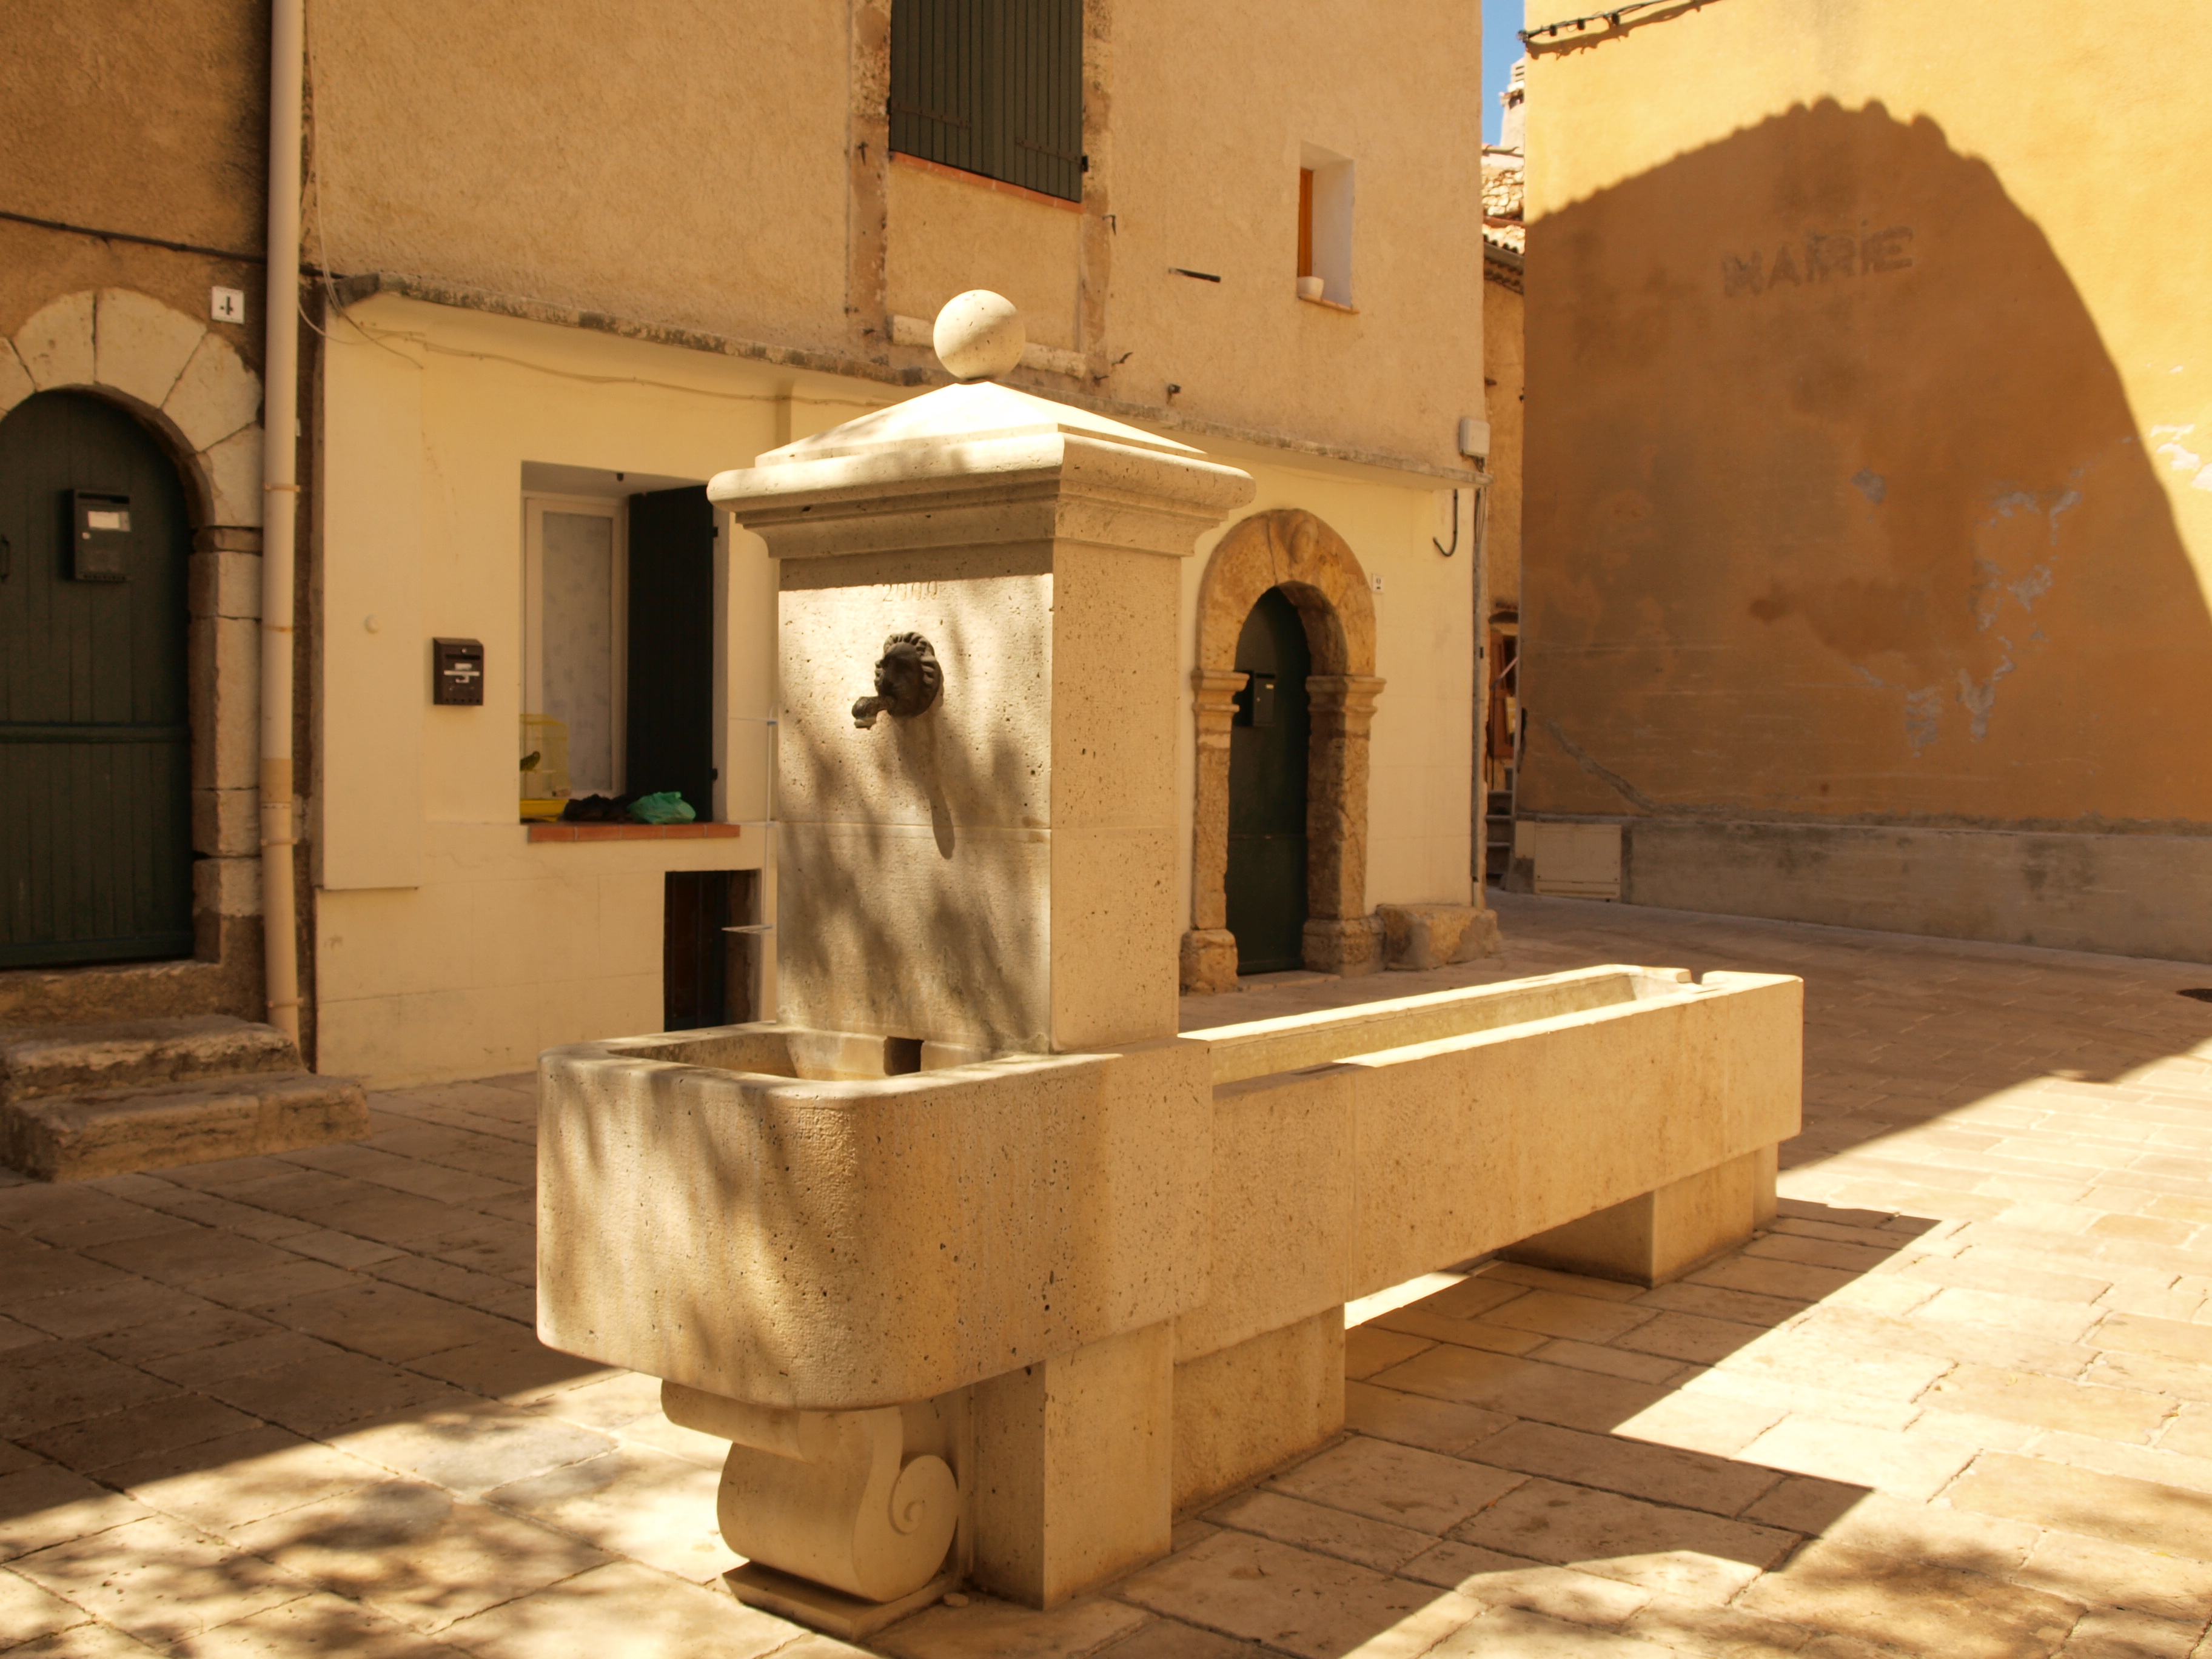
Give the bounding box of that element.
[536,292,1802,1638]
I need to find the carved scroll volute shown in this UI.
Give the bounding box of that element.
[665,1383,958,1602]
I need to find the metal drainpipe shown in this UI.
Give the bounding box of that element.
[259,0,304,1046]
[1469,475,1492,901]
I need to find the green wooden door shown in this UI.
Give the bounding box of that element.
[1225,587,1310,974]
[0,392,194,967]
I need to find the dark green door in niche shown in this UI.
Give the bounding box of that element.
[1225,587,1310,974]
[0,392,194,967]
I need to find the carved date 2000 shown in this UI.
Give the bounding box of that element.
[1723,226,1914,297]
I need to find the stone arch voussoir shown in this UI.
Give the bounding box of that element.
[2,288,265,534]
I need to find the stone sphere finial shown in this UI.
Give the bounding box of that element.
[933,290,1025,381]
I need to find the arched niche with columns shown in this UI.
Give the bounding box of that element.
[1183,508,1386,993]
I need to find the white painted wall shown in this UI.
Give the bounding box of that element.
[315,295,810,1084]
[316,295,1472,1085]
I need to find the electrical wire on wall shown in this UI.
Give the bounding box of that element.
[294,8,893,423]
[1521,0,1712,47]
[1433,488,1462,557]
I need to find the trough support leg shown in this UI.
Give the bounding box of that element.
[968,1322,1175,1609]
[1504,1145,1780,1288]
[1752,1142,1779,1228]
[1171,1309,1346,1515]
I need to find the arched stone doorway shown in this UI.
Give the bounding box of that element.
[0,290,267,1005]
[0,392,195,965]
[1184,509,1384,993]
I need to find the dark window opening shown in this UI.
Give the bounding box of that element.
[891,0,1085,203]
[664,870,758,1031]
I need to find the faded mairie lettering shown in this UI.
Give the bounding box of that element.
[1808,231,1857,281]
[1862,224,1914,272]
[1721,225,1915,297]
[1722,252,1765,297]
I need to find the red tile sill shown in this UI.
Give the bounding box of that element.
[528,822,743,842]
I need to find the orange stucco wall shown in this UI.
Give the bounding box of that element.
[1517,0,2212,953]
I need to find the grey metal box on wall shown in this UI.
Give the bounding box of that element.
[431,637,484,706]
[70,490,132,582]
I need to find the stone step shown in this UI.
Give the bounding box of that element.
[0,1015,300,1105]
[0,1070,370,1182]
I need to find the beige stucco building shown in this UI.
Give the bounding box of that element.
[1515,0,2212,958]
[2,1,1492,1087]
[0,4,276,1031]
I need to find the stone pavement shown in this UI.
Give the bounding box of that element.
[5,891,2212,1657]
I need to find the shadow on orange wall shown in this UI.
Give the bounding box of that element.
[1521,99,2207,830]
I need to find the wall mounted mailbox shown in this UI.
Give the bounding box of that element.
[432,637,485,705]
[70,491,132,582]
[1235,673,1276,728]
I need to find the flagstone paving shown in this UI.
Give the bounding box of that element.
[4,891,2211,1657]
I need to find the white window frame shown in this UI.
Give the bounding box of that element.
[1299,141,1356,307]
[521,494,629,797]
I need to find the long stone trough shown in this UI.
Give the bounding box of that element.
[538,962,1799,1626]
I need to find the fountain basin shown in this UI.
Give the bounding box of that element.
[538,960,1797,1423]
[537,1028,1210,1410]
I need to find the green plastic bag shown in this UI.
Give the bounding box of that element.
[629,791,695,825]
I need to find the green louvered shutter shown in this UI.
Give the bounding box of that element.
[891,0,1084,204]
[999,0,1082,199]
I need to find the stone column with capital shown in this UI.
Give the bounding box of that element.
[1180,666,1248,994]
[1302,673,1386,975]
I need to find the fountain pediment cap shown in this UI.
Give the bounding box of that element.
[737,290,1204,474]
[748,380,1204,471]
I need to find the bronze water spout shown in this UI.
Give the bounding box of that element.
[852,632,943,728]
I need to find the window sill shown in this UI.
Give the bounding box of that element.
[528,822,743,843]
[1297,292,1358,313]
[890,151,1084,213]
